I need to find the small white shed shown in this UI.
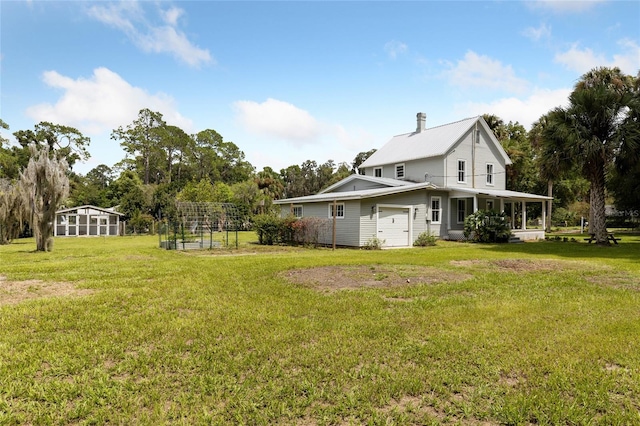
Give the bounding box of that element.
[55,205,124,237]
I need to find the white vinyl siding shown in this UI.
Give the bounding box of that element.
[431,196,441,224]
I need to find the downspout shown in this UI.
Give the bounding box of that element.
[472,122,477,189]
[332,199,337,250]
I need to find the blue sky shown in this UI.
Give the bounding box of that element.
[1,1,639,175]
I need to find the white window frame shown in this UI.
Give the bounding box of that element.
[292,205,303,218]
[328,203,345,219]
[395,163,405,179]
[374,167,383,178]
[431,196,441,224]
[457,160,466,183]
[486,163,494,186]
[457,199,466,224]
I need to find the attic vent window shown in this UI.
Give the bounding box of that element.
[374,167,382,178]
[395,163,405,179]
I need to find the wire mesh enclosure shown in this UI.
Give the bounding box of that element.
[159,202,242,250]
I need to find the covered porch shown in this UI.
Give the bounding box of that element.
[446,188,552,242]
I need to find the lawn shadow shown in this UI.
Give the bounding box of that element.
[478,237,640,263]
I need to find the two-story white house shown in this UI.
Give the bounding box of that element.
[274,113,551,247]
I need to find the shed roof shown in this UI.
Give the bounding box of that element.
[449,187,553,201]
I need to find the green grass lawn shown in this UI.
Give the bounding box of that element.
[1,234,640,425]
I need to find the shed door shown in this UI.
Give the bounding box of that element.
[378,207,410,247]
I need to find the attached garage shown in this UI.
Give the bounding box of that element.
[376,205,412,247]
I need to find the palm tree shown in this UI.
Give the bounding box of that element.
[541,67,638,244]
[530,113,569,232]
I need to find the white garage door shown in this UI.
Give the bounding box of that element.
[377,207,410,247]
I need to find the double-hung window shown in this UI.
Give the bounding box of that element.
[457,160,466,183]
[431,197,441,224]
[374,167,383,178]
[292,205,303,218]
[486,163,494,186]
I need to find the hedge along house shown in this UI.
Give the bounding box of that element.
[54,205,124,237]
[274,114,552,248]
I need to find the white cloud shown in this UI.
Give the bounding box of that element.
[233,98,321,145]
[527,0,607,13]
[456,88,572,129]
[162,7,183,27]
[555,39,640,75]
[26,67,192,134]
[87,2,212,68]
[522,23,551,41]
[554,44,606,73]
[384,40,408,59]
[612,39,640,75]
[443,51,529,94]
[232,98,376,167]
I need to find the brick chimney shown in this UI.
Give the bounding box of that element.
[416,112,426,133]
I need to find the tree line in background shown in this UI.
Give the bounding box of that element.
[1,66,638,248]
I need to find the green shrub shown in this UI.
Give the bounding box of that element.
[362,236,385,250]
[463,210,511,243]
[413,231,437,247]
[253,214,285,245]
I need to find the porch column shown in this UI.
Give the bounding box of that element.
[473,195,478,212]
[511,203,515,230]
[522,201,527,230]
[500,199,504,213]
[541,201,546,234]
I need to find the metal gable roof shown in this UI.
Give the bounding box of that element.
[317,174,411,194]
[359,116,511,168]
[360,116,480,168]
[274,181,438,204]
[55,205,125,216]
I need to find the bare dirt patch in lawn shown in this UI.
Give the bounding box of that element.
[451,258,601,273]
[282,265,471,293]
[0,275,95,306]
[584,272,640,291]
[378,394,498,425]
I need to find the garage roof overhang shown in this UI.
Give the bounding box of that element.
[274,181,438,205]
